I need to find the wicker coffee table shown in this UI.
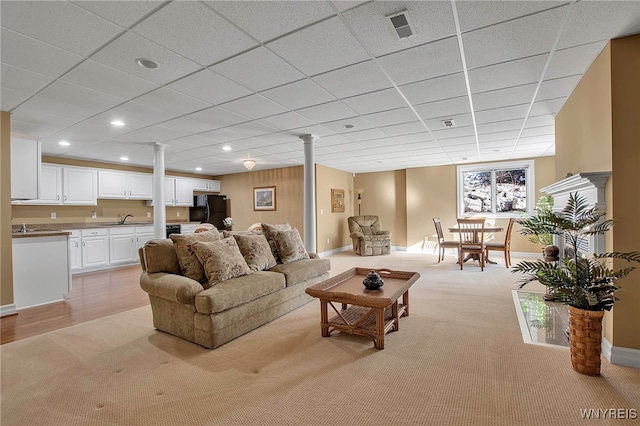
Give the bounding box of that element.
[305,267,420,349]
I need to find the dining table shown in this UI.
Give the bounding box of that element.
[448,224,504,264]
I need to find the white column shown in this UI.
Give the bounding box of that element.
[300,134,317,253]
[152,143,168,239]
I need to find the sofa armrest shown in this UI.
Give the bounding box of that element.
[140,272,203,305]
[350,231,365,239]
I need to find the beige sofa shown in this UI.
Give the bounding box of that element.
[139,230,330,349]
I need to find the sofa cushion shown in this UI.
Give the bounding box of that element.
[272,228,309,263]
[222,230,262,238]
[232,233,277,272]
[269,258,331,286]
[192,238,252,289]
[141,239,181,274]
[170,231,221,283]
[261,222,291,262]
[194,271,285,314]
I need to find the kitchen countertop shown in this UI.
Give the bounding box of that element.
[11,230,71,239]
[10,221,201,237]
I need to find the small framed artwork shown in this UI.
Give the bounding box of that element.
[254,186,276,211]
[331,189,345,213]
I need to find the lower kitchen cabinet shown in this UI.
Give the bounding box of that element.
[81,229,109,269]
[109,227,135,264]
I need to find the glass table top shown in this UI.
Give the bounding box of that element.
[513,290,570,347]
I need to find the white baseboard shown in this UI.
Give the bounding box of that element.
[392,245,406,252]
[1,304,17,317]
[317,246,351,257]
[602,337,640,369]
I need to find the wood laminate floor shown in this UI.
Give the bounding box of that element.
[0,265,148,345]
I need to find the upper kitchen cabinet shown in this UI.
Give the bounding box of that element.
[147,177,194,207]
[20,164,95,205]
[193,179,221,193]
[98,170,152,200]
[11,137,41,200]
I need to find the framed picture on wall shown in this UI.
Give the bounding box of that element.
[331,188,345,213]
[254,186,276,211]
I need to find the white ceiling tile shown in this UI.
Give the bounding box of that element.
[297,101,358,123]
[477,119,524,135]
[475,104,529,125]
[455,1,566,32]
[322,116,375,134]
[545,42,607,80]
[114,126,188,143]
[160,117,219,134]
[363,107,417,128]
[468,55,548,93]
[478,131,519,143]
[380,122,426,138]
[521,126,554,138]
[132,1,257,66]
[223,122,279,138]
[400,73,468,105]
[414,97,470,121]
[537,75,582,101]
[186,106,250,129]
[38,81,125,113]
[392,132,433,144]
[168,69,252,105]
[258,112,316,131]
[1,63,53,95]
[1,88,30,111]
[221,94,288,120]
[267,17,370,76]
[19,95,97,122]
[1,1,122,56]
[344,128,389,142]
[133,88,211,115]
[198,128,246,143]
[558,1,640,49]
[169,136,217,149]
[342,88,408,115]
[0,29,83,78]
[524,115,555,129]
[312,60,391,98]
[42,118,133,144]
[431,125,476,140]
[261,79,336,110]
[106,102,175,126]
[530,98,566,117]
[473,84,537,111]
[212,47,304,92]
[92,32,201,85]
[207,0,335,42]
[255,132,301,145]
[60,60,159,99]
[342,1,457,57]
[9,109,77,138]
[71,1,162,28]
[518,135,554,145]
[377,37,463,85]
[425,113,473,130]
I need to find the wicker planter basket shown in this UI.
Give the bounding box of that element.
[567,306,605,376]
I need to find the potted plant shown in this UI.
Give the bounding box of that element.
[512,192,640,376]
[223,217,233,231]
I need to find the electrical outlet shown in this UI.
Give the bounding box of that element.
[326,238,330,244]
[320,209,323,215]
[91,211,97,219]
[51,212,56,219]
[147,212,151,218]
[176,211,180,217]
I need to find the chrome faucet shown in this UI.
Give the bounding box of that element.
[20,223,27,232]
[119,214,133,225]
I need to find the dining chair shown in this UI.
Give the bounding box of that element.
[456,218,486,271]
[433,217,458,263]
[485,218,515,268]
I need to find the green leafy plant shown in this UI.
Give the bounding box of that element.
[512,192,640,311]
[522,195,554,247]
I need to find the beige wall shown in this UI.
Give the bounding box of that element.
[315,164,354,253]
[216,166,304,236]
[353,170,407,248]
[555,35,640,351]
[1,111,14,307]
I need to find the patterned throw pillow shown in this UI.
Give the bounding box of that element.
[192,238,252,289]
[232,233,277,271]
[261,223,291,263]
[170,231,221,283]
[272,228,310,264]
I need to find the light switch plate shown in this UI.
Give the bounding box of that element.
[51,212,56,219]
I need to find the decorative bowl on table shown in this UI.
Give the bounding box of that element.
[362,270,384,290]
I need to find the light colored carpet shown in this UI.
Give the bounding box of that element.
[2,251,639,426]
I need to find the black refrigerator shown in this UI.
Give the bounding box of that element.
[189,194,228,230]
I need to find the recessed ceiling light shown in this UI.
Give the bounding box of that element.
[195,167,202,171]
[58,141,70,146]
[343,124,354,129]
[222,145,231,151]
[111,120,125,127]
[120,156,129,161]
[136,58,158,69]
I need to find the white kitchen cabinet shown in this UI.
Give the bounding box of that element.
[193,179,221,192]
[180,223,199,235]
[135,226,155,252]
[11,137,41,200]
[98,170,152,200]
[67,230,82,271]
[109,227,135,264]
[175,178,194,206]
[81,228,109,268]
[21,164,62,205]
[64,167,97,205]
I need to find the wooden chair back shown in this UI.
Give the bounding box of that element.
[433,217,446,243]
[456,218,485,244]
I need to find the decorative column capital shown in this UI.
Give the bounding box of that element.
[299,134,317,144]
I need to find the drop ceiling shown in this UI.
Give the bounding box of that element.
[2,1,639,175]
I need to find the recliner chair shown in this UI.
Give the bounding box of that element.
[348,215,391,256]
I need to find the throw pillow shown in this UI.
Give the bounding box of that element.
[141,238,181,275]
[192,238,252,288]
[170,230,221,283]
[261,223,291,263]
[272,228,310,264]
[233,233,277,271]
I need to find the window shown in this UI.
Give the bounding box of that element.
[457,160,534,217]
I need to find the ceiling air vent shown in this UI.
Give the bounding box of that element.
[387,10,414,40]
[442,119,455,128]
